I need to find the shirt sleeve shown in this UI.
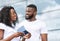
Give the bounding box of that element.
[0,23,5,30]
[40,21,48,34]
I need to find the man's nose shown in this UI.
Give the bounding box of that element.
[26,12,28,14]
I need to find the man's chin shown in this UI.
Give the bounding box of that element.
[25,15,33,20]
[25,16,30,20]
[25,18,29,20]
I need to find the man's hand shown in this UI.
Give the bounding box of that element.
[23,33,31,39]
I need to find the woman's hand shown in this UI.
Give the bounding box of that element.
[13,32,24,37]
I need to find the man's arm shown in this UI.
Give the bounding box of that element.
[22,38,26,41]
[40,34,47,41]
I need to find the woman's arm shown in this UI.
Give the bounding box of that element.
[0,29,4,40]
[0,30,24,41]
[3,32,24,41]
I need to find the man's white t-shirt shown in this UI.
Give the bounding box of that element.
[16,19,48,41]
[0,23,20,41]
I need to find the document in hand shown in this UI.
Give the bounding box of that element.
[17,26,29,34]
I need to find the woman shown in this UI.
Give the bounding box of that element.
[0,6,24,41]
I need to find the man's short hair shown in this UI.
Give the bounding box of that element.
[27,4,37,11]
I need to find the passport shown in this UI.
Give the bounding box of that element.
[17,26,29,34]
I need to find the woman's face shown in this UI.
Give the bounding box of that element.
[10,9,17,21]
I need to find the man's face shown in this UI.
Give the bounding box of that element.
[25,7,36,20]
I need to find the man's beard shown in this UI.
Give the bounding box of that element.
[25,14,33,20]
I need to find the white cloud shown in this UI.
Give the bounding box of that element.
[27,0,35,5]
[17,14,24,22]
[39,5,60,30]
[0,7,2,10]
[43,5,60,12]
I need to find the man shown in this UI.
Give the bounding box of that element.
[17,4,48,41]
